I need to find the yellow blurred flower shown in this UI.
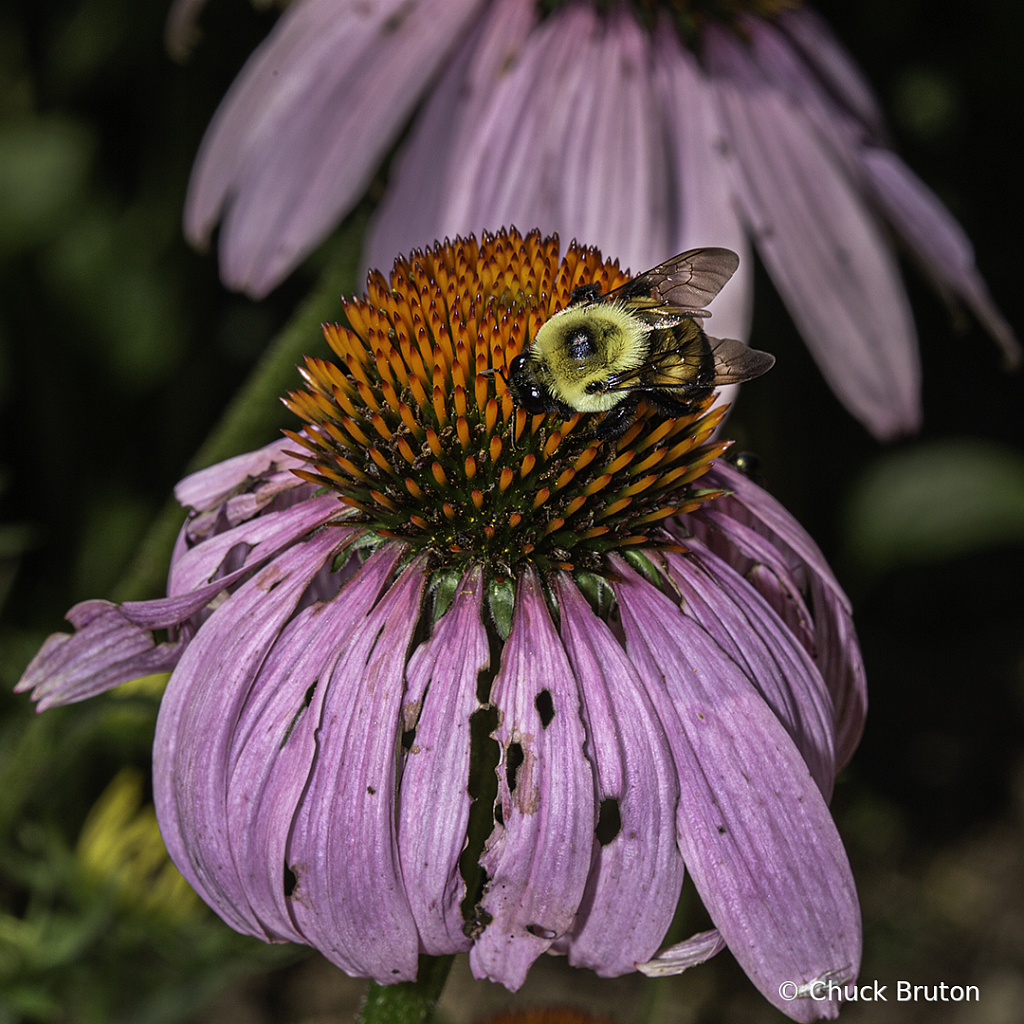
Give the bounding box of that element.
[77,767,201,921]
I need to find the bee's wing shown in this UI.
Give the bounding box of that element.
[601,248,739,311]
[706,336,775,384]
[603,340,707,392]
[603,336,774,392]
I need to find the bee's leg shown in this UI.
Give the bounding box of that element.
[644,391,703,420]
[592,393,642,441]
[569,282,604,304]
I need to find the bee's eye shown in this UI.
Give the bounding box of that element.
[508,353,549,413]
[566,327,597,362]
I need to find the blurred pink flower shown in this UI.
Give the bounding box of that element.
[180,0,1018,439]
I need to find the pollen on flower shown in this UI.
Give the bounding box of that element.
[283,228,730,577]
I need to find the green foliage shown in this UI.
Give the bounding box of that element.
[843,439,1024,579]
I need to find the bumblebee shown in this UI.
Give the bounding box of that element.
[506,247,774,440]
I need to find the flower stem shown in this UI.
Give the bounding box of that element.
[358,956,454,1024]
[110,225,362,603]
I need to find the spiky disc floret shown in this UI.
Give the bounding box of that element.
[283,229,730,577]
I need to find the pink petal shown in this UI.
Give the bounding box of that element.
[376,3,675,275]
[552,577,684,975]
[613,559,861,1022]
[154,528,344,940]
[774,8,888,142]
[703,25,920,438]
[223,546,413,970]
[165,493,344,603]
[652,16,752,343]
[704,462,850,611]
[396,565,489,955]
[16,600,187,710]
[285,554,425,981]
[662,546,837,799]
[365,0,540,272]
[186,0,484,296]
[637,928,726,977]
[442,5,602,241]
[174,437,304,512]
[807,575,867,772]
[862,147,1020,367]
[696,464,867,763]
[552,6,671,271]
[217,602,350,947]
[469,569,594,990]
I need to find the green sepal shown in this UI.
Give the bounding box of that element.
[574,570,616,618]
[487,575,516,640]
[428,566,463,623]
[622,548,661,585]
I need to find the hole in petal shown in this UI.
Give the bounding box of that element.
[463,901,493,940]
[596,797,621,846]
[505,741,524,794]
[459,705,500,931]
[526,923,558,940]
[535,688,555,728]
[213,541,254,580]
[283,863,297,897]
[279,680,318,749]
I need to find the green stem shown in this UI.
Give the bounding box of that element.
[358,956,454,1024]
[111,229,361,603]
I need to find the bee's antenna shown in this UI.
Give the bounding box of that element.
[480,366,509,386]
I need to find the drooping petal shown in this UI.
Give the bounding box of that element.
[153,528,344,940]
[861,147,1020,367]
[221,546,419,974]
[16,452,340,712]
[186,0,484,296]
[396,564,490,955]
[552,5,671,271]
[703,24,920,438]
[552,576,684,976]
[165,494,344,602]
[285,553,425,982]
[652,15,752,344]
[16,600,187,710]
[661,546,837,799]
[613,559,860,1022]
[469,569,594,990]
[365,0,540,272]
[773,8,888,143]
[174,437,305,513]
[217,602,354,947]
[695,463,868,762]
[637,928,726,978]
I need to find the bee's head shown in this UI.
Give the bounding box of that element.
[507,352,552,414]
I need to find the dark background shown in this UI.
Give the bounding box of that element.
[0,0,1021,1021]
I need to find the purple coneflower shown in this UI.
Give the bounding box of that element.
[178,0,1018,439]
[19,230,864,1021]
